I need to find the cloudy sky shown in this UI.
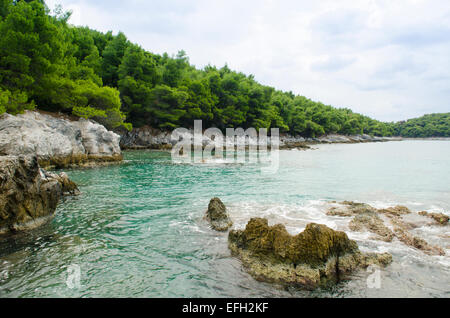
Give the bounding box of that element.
[45,0,450,122]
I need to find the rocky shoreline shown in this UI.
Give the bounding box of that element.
[117,126,403,151]
[0,111,122,234]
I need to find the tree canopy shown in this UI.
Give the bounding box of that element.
[0,0,448,137]
[393,113,450,137]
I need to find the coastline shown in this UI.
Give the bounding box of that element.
[118,125,404,151]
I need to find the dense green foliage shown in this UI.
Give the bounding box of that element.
[393,113,450,137]
[0,1,448,137]
[0,0,129,129]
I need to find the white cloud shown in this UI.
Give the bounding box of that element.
[45,0,450,121]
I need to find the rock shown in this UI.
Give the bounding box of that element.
[349,213,395,242]
[378,206,411,217]
[119,128,403,151]
[327,201,377,216]
[0,155,78,234]
[393,226,445,256]
[118,126,174,150]
[205,197,233,231]
[228,218,392,289]
[279,141,311,150]
[40,170,80,195]
[328,201,446,255]
[418,211,449,225]
[0,111,122,168]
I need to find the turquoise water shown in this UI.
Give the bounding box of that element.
[0,140,449,297]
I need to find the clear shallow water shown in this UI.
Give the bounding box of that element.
[0,140,449,298]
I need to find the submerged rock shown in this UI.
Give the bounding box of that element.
[418,211,449,226]
[205,197,233,231]
[349,213,395,242]
[0,155,75,234]
[392,224,445,256]
[378,206,411,217]
[0,111,122,168]
[228,218,392,289]
[327,201,376,217]
[327,201,446,256]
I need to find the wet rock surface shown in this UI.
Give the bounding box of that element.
[418,211,449,225]
[0,155,79,234]
[280,134,402,149]
[0,111,122,168]
[327,201,446,256]
[228,217,392,289]
[205,198,233,231]
[349,213,395,242]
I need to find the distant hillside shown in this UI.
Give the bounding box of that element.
[394,113,450,137]
[1,1,448,139]
[0,0,397,137]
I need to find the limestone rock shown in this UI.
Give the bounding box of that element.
[205,197,233,231]
[228,218,392,289]
[0,111,122,168]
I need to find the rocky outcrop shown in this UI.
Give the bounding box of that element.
[119,126,278,150]
[349,213,395,242]
[0,155,78,234]
[228,218,392,290]
[205,197,233,231]
[281,134,402,147]
[418,211,449,225]
[40,170,80,196]
[327,201,446,256]
[0,111,122,168]
[280,134,402,149]
[327,201,377,217]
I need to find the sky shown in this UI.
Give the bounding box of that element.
[45,0,450,122]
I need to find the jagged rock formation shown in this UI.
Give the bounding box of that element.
[0,111,122,168]
[228,218,392,290]
[205,197,233,231]
[0,155,78,234]
[327,201,446,256]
